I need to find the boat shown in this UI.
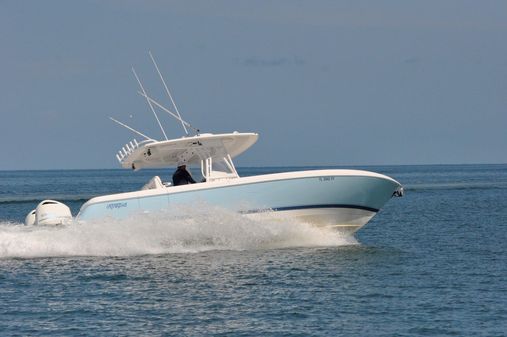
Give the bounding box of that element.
[25,53,403,234]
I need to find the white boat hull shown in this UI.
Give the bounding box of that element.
[75,169,403,234]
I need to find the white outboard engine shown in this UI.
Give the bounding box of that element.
[25,209,36,226]
[25,200,73,226]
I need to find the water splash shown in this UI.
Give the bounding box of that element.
[0,205,356,258]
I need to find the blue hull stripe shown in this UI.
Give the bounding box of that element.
[242,204,379,214]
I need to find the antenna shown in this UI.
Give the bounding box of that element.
[137,91,200,134]
[149,51,189,135]
[132,67,169,140]
[109,117,154,141]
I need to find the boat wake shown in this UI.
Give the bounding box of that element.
[0,205,357,258]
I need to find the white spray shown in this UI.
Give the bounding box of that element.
[0,205,357,259]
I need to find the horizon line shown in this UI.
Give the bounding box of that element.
[1,162,506,172]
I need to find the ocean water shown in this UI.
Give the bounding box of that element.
[0,165,506,336]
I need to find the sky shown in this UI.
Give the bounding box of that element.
[0,0,506,169]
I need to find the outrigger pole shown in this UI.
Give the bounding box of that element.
[148,51,189,135]
[112,55,199,140]
[109,117,154,141]
[132,67,169,140]
[137,91,200,135]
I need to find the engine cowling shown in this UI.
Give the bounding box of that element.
[25,209,36,226]
[25,200,73,226]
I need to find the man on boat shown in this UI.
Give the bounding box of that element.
[172,162,196,186]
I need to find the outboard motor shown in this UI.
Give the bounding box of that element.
[25,209,36,226]
[25,200,73,226]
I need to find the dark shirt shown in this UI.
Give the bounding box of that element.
[172,167,196,186]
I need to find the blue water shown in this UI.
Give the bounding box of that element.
[0,165,506,336]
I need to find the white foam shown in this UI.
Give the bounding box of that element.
[0,205,357,258]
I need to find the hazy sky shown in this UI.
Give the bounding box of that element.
[1,1,506,169]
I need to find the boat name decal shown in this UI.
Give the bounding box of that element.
[106,202,128,210]
[318,177,335,182]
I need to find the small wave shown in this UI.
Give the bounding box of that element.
[0,205,356,259]
[0,195,93,205]
[404,182,507,192]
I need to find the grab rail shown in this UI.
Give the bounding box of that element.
[115,139,156,163]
